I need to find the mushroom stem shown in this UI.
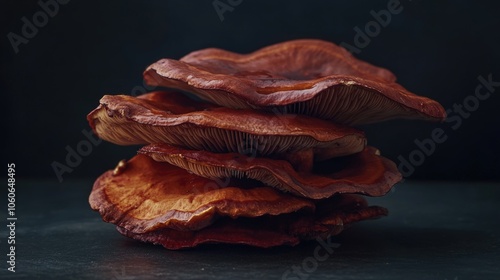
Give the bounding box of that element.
[277,149,314,173]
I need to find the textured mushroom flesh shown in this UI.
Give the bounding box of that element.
[89,154,316,234]
[144,39,446,124]
[116,194,388,249]
[87,91,366,157]
[140,144,402,199]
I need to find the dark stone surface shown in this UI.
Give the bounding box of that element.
[1,180,499,279]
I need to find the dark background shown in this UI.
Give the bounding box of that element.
[2,0,499,182]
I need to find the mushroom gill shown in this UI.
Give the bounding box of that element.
[139,144,401,199]
[87,91,366,157]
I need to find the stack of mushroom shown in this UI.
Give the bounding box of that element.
[88,39,446,249]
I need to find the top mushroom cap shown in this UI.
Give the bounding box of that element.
[144,39,446,125]
[87,91,366,157]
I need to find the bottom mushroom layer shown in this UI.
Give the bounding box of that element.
[90,154,388,249]
[117,196,387,249]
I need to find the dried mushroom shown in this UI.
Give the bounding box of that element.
[88,39,446,250]
[117,194,387,249]
[139,144,401,199]
[144,39,446,125]
[88,91,366,157]
[89,154,315,233]
[90,154,387,249]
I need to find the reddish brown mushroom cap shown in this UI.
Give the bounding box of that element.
[87,91,366,157]
[139,144,402,199]
[116,194,388,249]
[89,154,316,233]
[144,39,446,125]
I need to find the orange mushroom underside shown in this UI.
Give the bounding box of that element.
[90,154,387,249]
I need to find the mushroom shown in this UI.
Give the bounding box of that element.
[144,39,446,125]
[89,154,316,233]
[87,39,447,250]
[87,91,367,161]
[90,154,387,249]
[116,194,388,249]
[139,144,401,199]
